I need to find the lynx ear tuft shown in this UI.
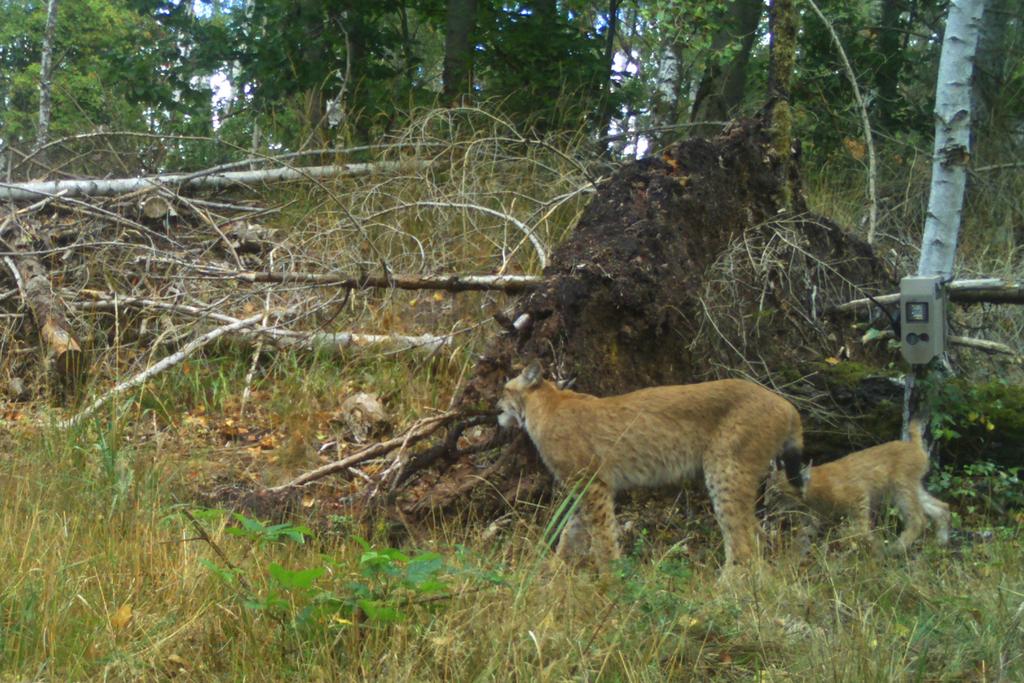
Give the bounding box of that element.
[522,360,543,387]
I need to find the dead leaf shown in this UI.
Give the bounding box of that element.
[110,604,133,630]
[167,654,188,667]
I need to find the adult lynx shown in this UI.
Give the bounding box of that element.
[497,361,803,569]
[767,420,951,553]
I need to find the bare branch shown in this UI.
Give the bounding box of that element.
[60,313,265,430]
[862,328,1019,358]
[266,412,462,492]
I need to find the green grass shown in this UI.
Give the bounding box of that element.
[2,415,1022,682]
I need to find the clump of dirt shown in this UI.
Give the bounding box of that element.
[400,116,894,517]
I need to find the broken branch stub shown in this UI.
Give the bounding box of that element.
[1,219,85,393]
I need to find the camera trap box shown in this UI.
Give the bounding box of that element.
[899,275,947,365]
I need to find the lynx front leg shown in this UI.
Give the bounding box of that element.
[574,481,620,567]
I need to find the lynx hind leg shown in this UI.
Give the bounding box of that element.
[572,481,621,568]
[555,513,591,563]
[890,487,927,554]
[704,463,761,567]
[919,486,951,545]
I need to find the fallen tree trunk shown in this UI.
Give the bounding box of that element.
[864,328,1019,357]
[134,255,544,293]
[199,268,544,293]
[0,161,429,202]
[830,278,1024,313]
[73,293,455,354]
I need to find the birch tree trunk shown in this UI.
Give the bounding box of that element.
[906,0,985,443]
[917,0,985,278]
[34,0,59,157]
[0,161,426,201]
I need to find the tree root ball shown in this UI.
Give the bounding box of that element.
[401,117,893,516]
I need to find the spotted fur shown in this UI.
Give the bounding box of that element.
[497,361,804,569]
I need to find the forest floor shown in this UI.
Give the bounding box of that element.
[2,115,1023,680]
[1,344,1022,682]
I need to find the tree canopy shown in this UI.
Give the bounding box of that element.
[0,0,1021,176]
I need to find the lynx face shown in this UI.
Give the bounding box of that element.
[496,362,542,429]
[496,360,804,571]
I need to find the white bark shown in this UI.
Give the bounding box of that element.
[906,0,985,444]
[60,313,264,430]
[34,0,59,154]
[917,0,985,277]
[0,161,427,202]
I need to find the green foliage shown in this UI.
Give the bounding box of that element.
[0,0,227,164]
[194,511,503,637]
[926,378,1024,468]
[224,513,312,546]
[474,4,611,133]
[930,461,1024,518]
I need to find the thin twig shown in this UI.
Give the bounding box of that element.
[805,0,878,244]
[60,313,265,430]
[362,200,548,269]
[180,509,255,593]
[266,411,462,492]
[240,249,275,416]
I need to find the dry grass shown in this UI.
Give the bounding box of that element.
[2,109,1023,681]
[2,416,1022,681]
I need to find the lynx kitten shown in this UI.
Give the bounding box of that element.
[768,420,951,553]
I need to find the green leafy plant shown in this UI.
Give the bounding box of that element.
[224,514,312,547]
[930,461,1024,518]
[192,511,503,636]
[344,536,452,623]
